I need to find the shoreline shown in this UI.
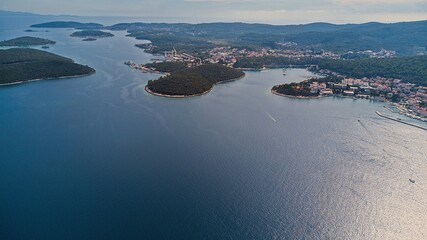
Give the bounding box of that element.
[271,89,322,99]
[0,70,96,87]
[145,73,245,98]
[145,85,214,98]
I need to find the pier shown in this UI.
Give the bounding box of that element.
[375,111,427,131]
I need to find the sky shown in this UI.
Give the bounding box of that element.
[1,0,427,24]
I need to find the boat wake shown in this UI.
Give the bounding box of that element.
[267,113,277,123]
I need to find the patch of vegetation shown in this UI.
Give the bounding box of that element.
[0,48,95,85]
[130,30,214,55]
[31,21,103,29]
[317,56,427,86]
[272,82,318,97]
[234,55,427,86]
[70,30,114,38]
[144,62,187,73]
[0,36,55,46]
[272,76,342,97]
[82,38,97,41]
[234,56,314,69]
[146,63,245,96]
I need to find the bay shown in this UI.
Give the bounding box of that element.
[1,18,426,239]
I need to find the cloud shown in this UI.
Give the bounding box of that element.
[0,0,426,23]
[217,8,427,24]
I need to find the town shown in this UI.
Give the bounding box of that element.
[136,42,396,67]
[126,45,425,122]
[304,69,427,122]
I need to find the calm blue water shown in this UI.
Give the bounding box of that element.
[1,17,427,240]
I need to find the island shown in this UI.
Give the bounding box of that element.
[0,36,55,47]
[30,21,103,29]
[82,38,97,42]
[0,48,95,85]
[70,30,114,38]
[142,62,245,97]
[24,29,49,32]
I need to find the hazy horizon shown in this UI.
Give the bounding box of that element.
[1,0,427,25]
[1,9,427,26]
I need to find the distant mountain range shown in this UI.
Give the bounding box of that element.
[107,21,427,55]
[3,10,426,55]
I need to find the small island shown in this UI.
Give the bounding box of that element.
[82,38,97,42]
[24,29,49,32]
[141,62,245,97]
[31,21,103,29]
[70,30,114,38]
[0,36,55,47]
[0,48,95,85]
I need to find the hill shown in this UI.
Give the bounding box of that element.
[0,48,95,85]
[317,55,427,86]
[32,20,427,55]
[234,55,427,86]
[0,36,55,46]
[111,20,427,56]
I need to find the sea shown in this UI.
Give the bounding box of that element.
[1,14,426,239]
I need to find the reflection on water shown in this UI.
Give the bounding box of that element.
[0,18,426,240]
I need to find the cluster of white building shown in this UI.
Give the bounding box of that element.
[308,76,427,120]
[164,48,202,66]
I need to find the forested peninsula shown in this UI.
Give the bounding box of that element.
[145,62,245,97]
[0,48,95,85]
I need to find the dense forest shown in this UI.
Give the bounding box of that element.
[317,56,427,86]
[0,48,95,85]
[31,21,103,29]
[129,30,214,55]
[144,62,187,73]
[70,30,114,38]
[234,55,427,86]
[146,63,245,96]
[234,56,314,69]
[148,73,212,96]
[0,36,55,46]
